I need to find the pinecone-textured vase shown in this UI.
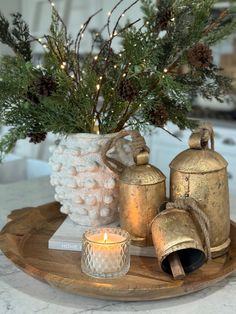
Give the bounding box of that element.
[49,133,133,226]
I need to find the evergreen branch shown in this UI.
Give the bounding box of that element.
[0,127,28,161]
[203,9,229,35]
[204,16,236,45]
[0,0,236,156]
[0,12,31,60]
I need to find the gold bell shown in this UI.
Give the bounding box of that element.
[169,124,230,258]
[151,205,207,276]
[102,130,166,247]
[119,150,166,247]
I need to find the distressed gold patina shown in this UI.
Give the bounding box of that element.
[119,151,166,247]
[170,125,230,258]
[151,207,206,274]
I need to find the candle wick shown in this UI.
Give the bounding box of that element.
[104,232,108,243]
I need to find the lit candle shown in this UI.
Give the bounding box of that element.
[81,228,130,278]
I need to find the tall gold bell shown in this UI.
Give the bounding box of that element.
[119,151,166,247]
[169,124,230,258]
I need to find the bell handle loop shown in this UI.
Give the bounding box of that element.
[188,123,215,151]
[101,130,150,175]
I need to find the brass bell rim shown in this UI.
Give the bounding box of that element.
[159,241,205,260]
[210,238,231,258]
[160,242,207,274]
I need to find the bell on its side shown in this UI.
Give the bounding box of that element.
[119,151,166,247]
[151,206,207,275]
[169,124,230,258]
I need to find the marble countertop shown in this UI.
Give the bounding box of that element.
[0,176,236,314]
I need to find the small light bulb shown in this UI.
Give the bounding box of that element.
[96,84,100,90]
[81,34,84,38]
[114,65,117,69]
[119,53,122,57]
[36,65,41,69]
[62,62,66,66]
[70,73,75,78]
[38,38,42,42]
[108,11,111,16]
[122,73,126,77]
[51,2,55,7]
[43,44,47,49]
[122,13,125,17]
[171,17,175,22]
[60,64,65,69]
[139,104,142,107]
[81,24,84,29]
[114,31,118,36]
[94,55,98,60]
[162,75,165,78]
[164,68,168,73]
[146,21,149,25]
[99,76,102,80]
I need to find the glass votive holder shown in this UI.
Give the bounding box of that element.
[81,227,130,279]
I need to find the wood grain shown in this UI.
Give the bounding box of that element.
[168,252,186,280]
[0,201,236,301]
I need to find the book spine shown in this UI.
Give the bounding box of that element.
[48,241,156,257]
[49,241,82,251]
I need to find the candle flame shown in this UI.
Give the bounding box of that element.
[104,232,108,243]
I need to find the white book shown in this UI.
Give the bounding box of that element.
[48,217,156,257]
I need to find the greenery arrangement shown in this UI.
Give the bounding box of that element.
[0,0,236,158]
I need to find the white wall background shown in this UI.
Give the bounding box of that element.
[0,0,143,56]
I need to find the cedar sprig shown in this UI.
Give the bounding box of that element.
[0,12,31,60]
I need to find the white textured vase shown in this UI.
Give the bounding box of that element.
[49,133,132,226]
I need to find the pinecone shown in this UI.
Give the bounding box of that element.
[26,90,40,104]
[156,9,172,30]
[147,106,169,127]
[187,43,213,69]
[28,132,47,144]
[34,74,58,97]
[27,74,57,104]
[118,80,138,102]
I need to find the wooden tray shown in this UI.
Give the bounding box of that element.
[1,201,236,301]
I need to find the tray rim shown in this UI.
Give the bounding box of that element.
[0,201,236,301]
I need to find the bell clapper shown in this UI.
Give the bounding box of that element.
[168,252,186,280]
